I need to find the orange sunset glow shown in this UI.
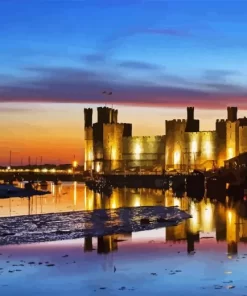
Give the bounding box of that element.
[1,102,247,166]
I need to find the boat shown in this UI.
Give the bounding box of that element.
[0,183,51,198]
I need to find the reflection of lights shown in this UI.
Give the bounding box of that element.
[173,197,181,208]
[51,183,55,195]
[191,140,197,153]
[189,202,199,233]
[201,200,214,232]
[134,196,141,207]
[228,210,232,223]
[174,151,180,165]
[73,181,77,206]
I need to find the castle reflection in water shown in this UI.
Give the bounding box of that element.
[0,182,246,256]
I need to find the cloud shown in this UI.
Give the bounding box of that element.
[117,60,160,70]
[82,53,107,64]
[203,69,240,82]
[0,107,33,113]
[0,65,247,110]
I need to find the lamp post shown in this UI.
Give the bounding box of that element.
[72,159,78,178]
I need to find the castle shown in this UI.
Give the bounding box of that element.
[84,106,247,173]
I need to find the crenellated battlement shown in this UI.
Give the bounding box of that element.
[165,119,186,123]
[216,119,227,123]
[186,131,216,135]
[123,135,165,140]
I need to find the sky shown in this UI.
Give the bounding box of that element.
[1,0,247,165]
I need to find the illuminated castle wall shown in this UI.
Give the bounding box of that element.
[84,107,132,173]
[226,107,247,160]
[84,106,247,172]
[122,136,165,169]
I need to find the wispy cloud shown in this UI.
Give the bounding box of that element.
[0,65,247,110]
[203,69,240,82]
[117,60,160,70]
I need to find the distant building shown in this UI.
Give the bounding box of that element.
[84,106,247,173]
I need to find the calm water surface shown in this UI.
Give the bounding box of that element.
[0,182,247,295]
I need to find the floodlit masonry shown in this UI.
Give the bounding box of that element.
[84,106,247,173]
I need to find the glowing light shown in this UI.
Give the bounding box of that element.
[73,181,77,206]
[189,202,199,233]
[205,141,212,157]
[228,148,234,159]
[228,210,232,223]
[134,144,142,155]
[96,162,100,173]
[191,140,197,153]
[50,168,56,173]
[68,169,72,173]
[42,168,48,173]
[174,151,180,165]
[111,147,117,160]
[88,151,93,161]
[173,197,181,207]
[134,196,141,207]
[72,160,78,168]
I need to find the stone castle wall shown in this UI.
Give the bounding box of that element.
[184,131,217,170]
[102,123,125,172]
[165,119,187,169]
[84,106,247,172]
[84,127,94,170]
[239,126,247,154]
[226,121,240,159]
[122,136,165,168]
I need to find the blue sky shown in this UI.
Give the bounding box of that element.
[0,0,247,109]
[1,0,247,165]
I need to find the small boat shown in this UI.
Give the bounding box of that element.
[0,183,51,198]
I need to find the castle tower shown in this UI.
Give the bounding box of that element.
[84,108,94,171]
[112,109,118,123]
[226,107,239,159]
[185,107,199,132]
[97,107,112,124]
[216,119,227,166]
[165,119,187,170]
[227,107,238,122]
[187,107,194,121]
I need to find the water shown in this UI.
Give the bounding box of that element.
[0,182,247,295]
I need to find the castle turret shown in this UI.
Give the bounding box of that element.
[97,107,112,124]
[227,107,238,122]
[226,107,239,159]
[84,108,94,171]
[84,108,93,128]
[187,107,194,121]
[112,109,118,123]
[185,107,199,132]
